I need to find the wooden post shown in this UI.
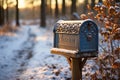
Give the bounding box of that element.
[51,48,87,80]
[71,58,82,80]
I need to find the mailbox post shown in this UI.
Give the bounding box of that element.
[51,19,98,80]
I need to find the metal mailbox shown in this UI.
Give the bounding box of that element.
[53,19,98,57]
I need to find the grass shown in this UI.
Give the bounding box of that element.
[0,24,19,36]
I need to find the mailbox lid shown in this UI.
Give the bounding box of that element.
[54,20,85,34]
[79,20,98,52]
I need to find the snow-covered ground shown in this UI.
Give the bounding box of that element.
[0,24,72,80]
[0,22,99,80]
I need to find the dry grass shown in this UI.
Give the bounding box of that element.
[0,24,19,36]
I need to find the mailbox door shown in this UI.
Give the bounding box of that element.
[80,21,98,52]
[58,34,79,50]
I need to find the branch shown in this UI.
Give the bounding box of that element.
[99,44,109,53]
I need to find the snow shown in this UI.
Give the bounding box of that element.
[51,48,78,54]
[0,21,101,80]
[114,59,120,63]
[0,26,29,80]
[0,23,71,80]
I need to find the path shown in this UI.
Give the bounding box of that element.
[0,25,71,80]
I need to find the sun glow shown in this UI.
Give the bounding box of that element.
[79,0,84,3]
[18,0,25,9]
[3,0,84,9]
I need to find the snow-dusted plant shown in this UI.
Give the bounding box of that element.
[92,0,120,79]
[80,0,120,79]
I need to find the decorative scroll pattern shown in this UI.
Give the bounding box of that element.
[56,23,81,34]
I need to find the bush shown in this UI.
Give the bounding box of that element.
[81,1,120,79]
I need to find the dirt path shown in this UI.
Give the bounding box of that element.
[0,26,37,80]
[14,28,37,79]
[0,26,71,80]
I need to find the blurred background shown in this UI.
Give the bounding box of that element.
[0,0,120,80]
[0,0,103,27]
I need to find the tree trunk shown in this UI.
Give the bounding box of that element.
[115,0,120,2]
[62,0,66,16]
[55,0,59,18]
[83,0,88,14]
[98,0,102,3]
[49,0,52,15]
[0,0,4,25]
[6,0,9,24]
[71,0,77,14]
[16,0,19,26]
[2,0,4,25]
[91,0,95,10]
[32,1,35,19]
[0,1,2,25]
[41,0,46,27]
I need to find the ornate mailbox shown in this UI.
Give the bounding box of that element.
[53,19,98,57]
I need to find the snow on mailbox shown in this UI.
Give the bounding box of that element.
[53,19,98,57]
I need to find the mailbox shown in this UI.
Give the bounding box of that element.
[53,19,98,57]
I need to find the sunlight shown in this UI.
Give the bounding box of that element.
[3,4,7,9]
[51,0,70,10]
[18,0,25,9]
[78,0,84,3]
[35,36,47,41]
[3,0,84,9]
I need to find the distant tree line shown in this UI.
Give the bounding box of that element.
[0,0,105,27]
[41,0,104,27]
[0,0,19,26]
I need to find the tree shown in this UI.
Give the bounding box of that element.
[83,0,88,14]
[98,0,102,3]
[62,0,66,16]
[46,0,52,15]
[91,0,95,10]
[55,0,59,18]
[0,0,4,25]
[29,0,35,19]
[115,0,120,2]
[41,0,46,27]
[6,0,9,24]
[0,5,2,25]
[49,0,52,15]
[16,0,19,26]
[71,0,77,14]
[5,0,14,25]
